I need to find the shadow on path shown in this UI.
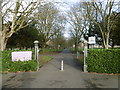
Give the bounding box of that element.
[59,49,83,72]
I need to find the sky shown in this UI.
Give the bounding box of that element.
[50,0,79,38]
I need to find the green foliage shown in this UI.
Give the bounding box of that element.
[2,50,37,72]
[70,48,75,52]
[51,33,67,49]
[110,12,120,47]
[7,21,40,48]
[40,48,63,53]
[70,48,83,53]
[78,48,84,54]
[86,49,120,74]
[76,55,84,65]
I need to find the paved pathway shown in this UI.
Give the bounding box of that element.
[2,49,119,88]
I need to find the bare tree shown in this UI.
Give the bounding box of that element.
[82,0,120,49]
[35,2,65,48]
[67,4,88,52]
[0,0,2,50]
[0,0,41,51]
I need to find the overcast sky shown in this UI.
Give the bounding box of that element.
[49,0,120,38]
[51,0,79,38]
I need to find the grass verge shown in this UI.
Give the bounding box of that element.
[40,49,63,54]
[76,54,84,65]
[39,56,53,67]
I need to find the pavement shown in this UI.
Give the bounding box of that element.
[2,49,119,88]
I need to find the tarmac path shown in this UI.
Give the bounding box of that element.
[2,49,119,88]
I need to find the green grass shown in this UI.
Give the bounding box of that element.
[76,54,84,65]
[70,48,75,53]
[40,48,63,53]
[70,48,84,64]
[78,48,84,51]
[39,56,53,67]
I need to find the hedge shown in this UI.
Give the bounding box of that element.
[86,49,120,74]
[2,50,37,72]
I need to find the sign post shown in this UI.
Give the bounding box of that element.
[88,36,96,44]
[34,40,39,71]
[88,36,96,48]
[84,40,88,72]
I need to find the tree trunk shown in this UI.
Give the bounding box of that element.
[105,33,109,49]
[75,41,78,52]
[0,36,8,51]
[112,41,114,49]
[102,32,109,49]
[0,2,2,51]
[102,37,106,49]
[0,32,3,51]
[0,25,13,51]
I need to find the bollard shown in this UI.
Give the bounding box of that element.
[61,60,64,71]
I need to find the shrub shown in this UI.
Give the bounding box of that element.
[86,49,120,74]
[2,50,37,72]
[78,48,84,54]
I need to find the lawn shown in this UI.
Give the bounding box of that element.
[76,54,84,65]
[70,48,84,65]
[40,48,63,53]
[39,55,53,67]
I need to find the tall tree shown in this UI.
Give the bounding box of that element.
[0,0,41,51]
[67,4,88,52]
[51,31,66,49]
[0,0,2,51]
[35,2,65,48]
[110,12,120,48]
[7,21,39,49]
[82,0,120,49]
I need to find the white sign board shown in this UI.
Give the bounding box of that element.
[73,45,75,48]
[12,51,32,61]
[88,37,96,44]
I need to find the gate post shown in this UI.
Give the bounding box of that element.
[34,40,39,71]
[84,40,88,72]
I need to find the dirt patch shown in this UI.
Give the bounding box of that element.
[2,70,36,74]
